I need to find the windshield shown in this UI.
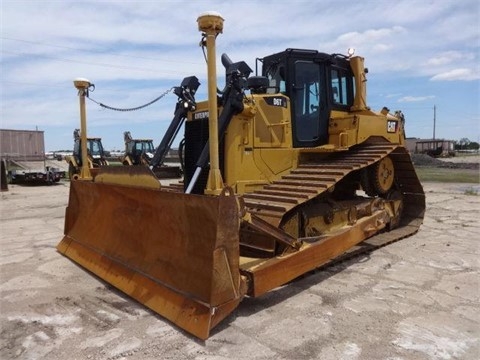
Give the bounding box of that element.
[88,139,104,156]
[135,141,154,153]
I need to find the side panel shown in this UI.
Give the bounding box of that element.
[329,112,404,148]
[253,95,292,148]
[223,95,296,194]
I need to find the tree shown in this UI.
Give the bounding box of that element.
[456,138,471,150]
[467,141,479,150]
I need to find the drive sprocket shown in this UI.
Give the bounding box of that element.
[372,156,395,195]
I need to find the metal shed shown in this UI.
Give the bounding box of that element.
[0,129,45,161]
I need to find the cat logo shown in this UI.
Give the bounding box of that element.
[387,120,398,133]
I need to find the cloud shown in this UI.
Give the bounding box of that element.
[398,95,435,103]
[337,26,406,44]
[372,44,392,52]
[385,93,403,99]
[427,51,466,66]
[430,68,480,81]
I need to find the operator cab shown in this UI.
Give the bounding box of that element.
[260,49,355,148]
[88,139,105,159]
[73,138,104,164]
[128,140,155,156]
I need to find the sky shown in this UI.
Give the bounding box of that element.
[1,0,479,152]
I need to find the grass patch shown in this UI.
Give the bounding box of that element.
[464,187,478,196]
[414,166,479,184]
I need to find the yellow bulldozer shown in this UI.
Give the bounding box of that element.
[57,12,425,340]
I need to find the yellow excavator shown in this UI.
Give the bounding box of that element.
[57,12,425,340]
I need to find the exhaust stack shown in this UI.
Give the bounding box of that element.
[350,57,369,112]
[197,11,224,195]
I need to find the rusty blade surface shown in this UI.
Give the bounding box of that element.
[57,179,245,339]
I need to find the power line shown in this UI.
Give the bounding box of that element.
[1,49,197,76]
[1,36,202,65]
[0,80,71,89]
[0,80,182,96]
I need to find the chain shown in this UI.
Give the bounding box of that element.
[87,87,173,112]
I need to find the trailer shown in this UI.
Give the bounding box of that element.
[8,165,62,185]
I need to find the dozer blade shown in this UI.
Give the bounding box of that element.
[57,169,246,339]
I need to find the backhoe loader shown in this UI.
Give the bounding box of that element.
[120,131,155,166]
[65,129,109,179]
[57,12,425,340]
[121,131,182,178]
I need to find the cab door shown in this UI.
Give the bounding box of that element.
[290,60,329,148]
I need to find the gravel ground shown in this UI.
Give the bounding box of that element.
[0,180,479,360]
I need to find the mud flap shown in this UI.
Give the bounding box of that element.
[57,180,245,339]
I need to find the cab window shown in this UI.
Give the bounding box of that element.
[266,65,286,94]
[331,68,353,107]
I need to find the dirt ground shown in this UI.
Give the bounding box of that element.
[439,154,480,164]
[0,180,479,360]
[412,154,480,169]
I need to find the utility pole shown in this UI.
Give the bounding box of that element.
[433,105,436,140]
